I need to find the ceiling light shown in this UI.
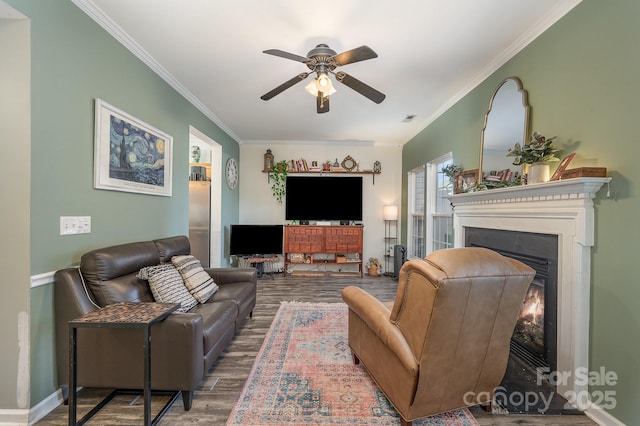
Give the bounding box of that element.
[305,75,336,97]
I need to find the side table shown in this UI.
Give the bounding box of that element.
[68,302,180,426]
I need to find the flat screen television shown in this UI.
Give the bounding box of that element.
[229,224,283,256]
[285,176,363,222]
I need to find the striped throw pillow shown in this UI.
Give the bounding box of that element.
[171,255,218,303]
[137,263,198,313]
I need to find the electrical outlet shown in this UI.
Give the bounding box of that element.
[60,216,91,235]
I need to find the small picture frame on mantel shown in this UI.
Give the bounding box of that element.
[454,169,479,194]
[550,153,575,181]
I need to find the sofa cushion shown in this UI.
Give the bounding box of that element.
[171,255,218,303]
[154,236,191,263]
[80,241,160,306]
[137,264,198,313]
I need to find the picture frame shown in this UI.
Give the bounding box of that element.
[549,153,575,181]
[94,99,173,196]
[454,169,479,194]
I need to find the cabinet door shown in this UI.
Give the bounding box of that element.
[285,226,324,253]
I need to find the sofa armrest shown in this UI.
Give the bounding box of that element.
[205,267,257,285]
[342,286,418,375]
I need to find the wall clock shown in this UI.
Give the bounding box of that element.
[225,157,238,189]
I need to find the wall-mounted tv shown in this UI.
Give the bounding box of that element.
[229,224,284,256]
[285,176,363,222]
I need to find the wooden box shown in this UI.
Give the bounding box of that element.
[336,255,347,263]
[561,167,607,179]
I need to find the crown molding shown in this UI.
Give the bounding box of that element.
[71,0,242,144]
[403,0,583,145]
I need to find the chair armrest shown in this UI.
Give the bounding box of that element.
[342,286,418,375]
[205,268,257,285]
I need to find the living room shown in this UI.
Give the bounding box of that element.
[1,0,637,425]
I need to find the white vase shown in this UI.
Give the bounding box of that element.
[527,163,550,184]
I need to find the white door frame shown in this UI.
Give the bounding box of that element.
[189,126,222,267]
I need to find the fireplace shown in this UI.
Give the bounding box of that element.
[465,228,558,373]
[446,177,610,412]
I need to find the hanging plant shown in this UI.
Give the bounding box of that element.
[268,160,288,203]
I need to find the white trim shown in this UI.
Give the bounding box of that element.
[447,178,610,408]
[585,404,627,426]
[28,390,64,425]
[0,409,28,425]
[30,271,54,288]
[70,0,241,144]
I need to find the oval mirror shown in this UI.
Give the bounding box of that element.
[479,77,530,186]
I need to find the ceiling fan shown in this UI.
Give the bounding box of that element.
[260,44,386,113]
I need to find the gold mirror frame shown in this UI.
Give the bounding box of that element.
[479,77,530,185]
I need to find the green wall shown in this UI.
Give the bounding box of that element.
[2,0,241,410]
[403,0,639,423]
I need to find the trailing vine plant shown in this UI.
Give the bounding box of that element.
[268,160,288,203]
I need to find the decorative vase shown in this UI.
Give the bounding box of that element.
[191,145,201,163]
[526,163,550,184]
[368,266,378,277]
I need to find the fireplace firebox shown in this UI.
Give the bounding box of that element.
[465,227,558,372]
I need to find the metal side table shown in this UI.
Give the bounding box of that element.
[68,302,180,426]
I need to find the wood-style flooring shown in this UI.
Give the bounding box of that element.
[36,273,597,425]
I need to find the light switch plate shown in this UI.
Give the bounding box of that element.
[60,216,91,235]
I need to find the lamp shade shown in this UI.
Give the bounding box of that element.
[383,205,398,221]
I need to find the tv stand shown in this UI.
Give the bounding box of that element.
[284,225,363,277]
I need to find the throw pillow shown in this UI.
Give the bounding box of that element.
[171,255,218,303]
[137,263,198,313]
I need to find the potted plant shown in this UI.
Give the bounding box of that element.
[506,131,561,184]
[366,257,382,276]
[268,160,288,203]
[441,164,462,181]
[322,160,332,172]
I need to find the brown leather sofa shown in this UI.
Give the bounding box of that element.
[54,235,257,410]
[342,247,535,425]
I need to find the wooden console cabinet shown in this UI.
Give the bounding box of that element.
[284,225,363,277]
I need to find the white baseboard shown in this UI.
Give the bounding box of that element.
[0,408,28,425]
[28,389,63,425]
[0,389,62,426]
[585,403,626,426]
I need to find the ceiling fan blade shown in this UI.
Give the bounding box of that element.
[261,73,310,101]
[332,45,378,66]
[317,93,329,114]
[263,49,309,63]
[335,71,386,104]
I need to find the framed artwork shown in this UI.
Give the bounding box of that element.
[454,169,479,194]
[94,99,173,196]
[550,153,576,181]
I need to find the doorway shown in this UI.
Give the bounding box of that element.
[189,126,222,267]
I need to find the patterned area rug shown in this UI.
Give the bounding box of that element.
[227,302,479,425]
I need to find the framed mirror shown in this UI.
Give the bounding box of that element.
[479,77,530,186]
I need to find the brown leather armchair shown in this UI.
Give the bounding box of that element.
[342,247,535,425]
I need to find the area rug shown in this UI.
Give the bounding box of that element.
[227,302,479,425]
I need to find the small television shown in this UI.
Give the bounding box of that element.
[229,224,284,256]
[285,176,363,222]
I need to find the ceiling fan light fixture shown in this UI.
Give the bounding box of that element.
[305,77,336,97]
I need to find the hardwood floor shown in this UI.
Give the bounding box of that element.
[36,274,597,425]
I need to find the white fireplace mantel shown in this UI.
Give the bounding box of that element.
[446,177,610,406]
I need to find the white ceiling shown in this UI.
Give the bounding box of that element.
[73,0,581,147]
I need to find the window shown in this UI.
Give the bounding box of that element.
[407,165,425,259]
[426,154,454,254]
